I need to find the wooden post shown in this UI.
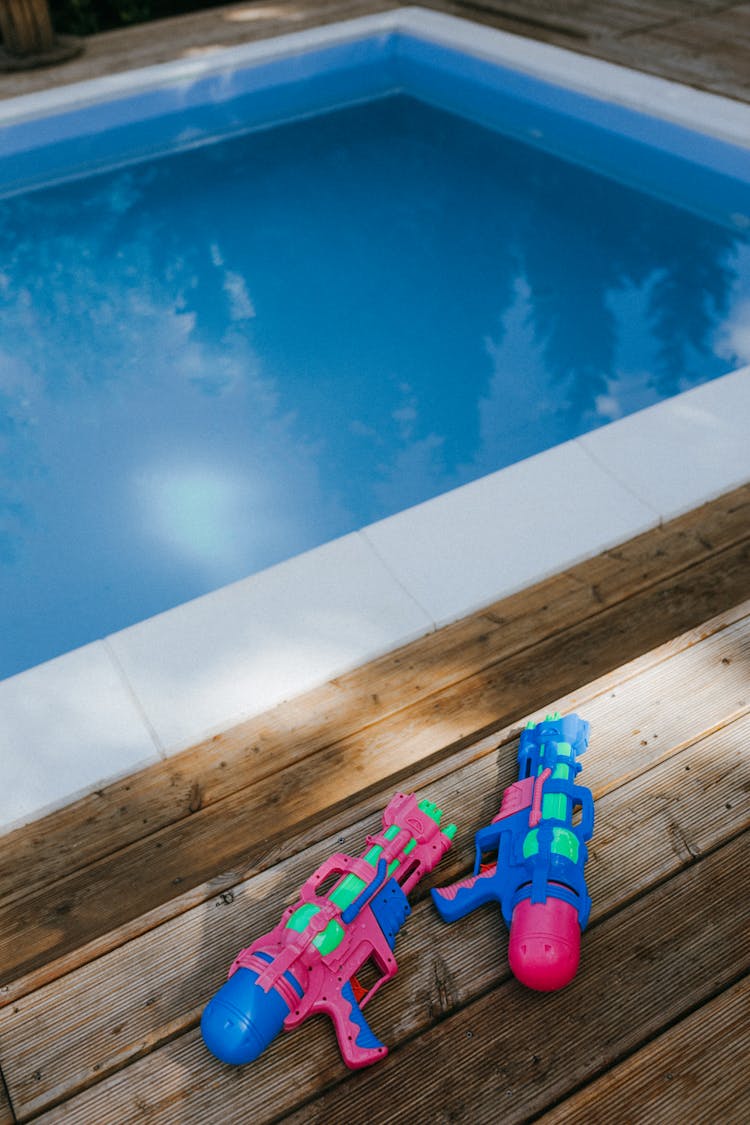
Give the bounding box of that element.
[0,0,83,67]
[0,0,56,54]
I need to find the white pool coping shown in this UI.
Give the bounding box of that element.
[2,6,750,835]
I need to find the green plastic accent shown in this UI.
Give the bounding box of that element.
[546,711,562,721]
[286,902,321,932]
[523,827,579,862]
[418,798,442,824]
[313,919,345,955]
[551,827,579,862]
[542,792,568,821]
[329,873,367,911]
[553,763,571,780]
[555,742,572,758]
[287,795,461,958]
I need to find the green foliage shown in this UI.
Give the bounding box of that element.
[50,0,228,36]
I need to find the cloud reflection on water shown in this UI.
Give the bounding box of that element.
[0,94,748,676]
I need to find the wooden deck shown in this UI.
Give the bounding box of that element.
[0,484,749,1122]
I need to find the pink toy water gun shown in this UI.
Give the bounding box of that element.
[432,712,594,991]
[201,792,456,1068]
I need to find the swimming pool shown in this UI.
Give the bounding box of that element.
[2,7,749,831]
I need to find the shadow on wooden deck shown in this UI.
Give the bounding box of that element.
[1,4,749,1118]
[0,484,749,1122]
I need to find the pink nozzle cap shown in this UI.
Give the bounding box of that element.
[508,897,581,991]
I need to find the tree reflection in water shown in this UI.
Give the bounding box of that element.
[0,94,747,676]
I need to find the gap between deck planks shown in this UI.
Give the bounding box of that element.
[278,834,750,1125]
[534,974,750,1124]
[1,485,749,1001]
[1,597,748,1121]
[7,710,750,1121]
[0,1067,13,1125]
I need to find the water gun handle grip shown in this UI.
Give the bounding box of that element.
[323,981,388,1069]
[431,866,500,923]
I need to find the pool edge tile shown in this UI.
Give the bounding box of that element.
[107,531,436,756]
[398,6,750,148]
[578,366,750,523]
[0,641,162,836]
[361,441,660,629]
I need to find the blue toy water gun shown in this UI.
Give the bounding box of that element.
[432,712,594,990]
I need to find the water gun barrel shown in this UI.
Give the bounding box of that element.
[507,893,581,991]
[201,964,292,1065]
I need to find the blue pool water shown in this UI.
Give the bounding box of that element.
[1,84,749,680]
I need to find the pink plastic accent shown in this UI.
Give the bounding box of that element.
[494,776,535,821]
[508,897,581,991]
[434,863,497,902]
[529,767,552,828]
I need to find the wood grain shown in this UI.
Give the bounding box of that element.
[1,3,749,1120]
[535,975,750,1124]
[0,1069,14,1125]
[27,830,750,1124]
[279,832,750,1125]
[2,559,749,1000]
[3,638,749,1119]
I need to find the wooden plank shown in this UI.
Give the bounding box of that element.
[536,975,750,1123]
[436,0,750,100]
[2,594,749,1004]
[3,571,750,1001]
[0,1069,14,1125]
[3,681,749,1119]
[3,483,748,911]
[279,831,750,1125]
[27,829,750,1123]
[605,17,750,97]
[439,1,739,38]
[432,0,611,40]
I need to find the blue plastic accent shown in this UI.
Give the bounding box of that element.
[340,982,384,1050]
[200,965,293,1066]
[368,878,410,950]
[341,857,389,924]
